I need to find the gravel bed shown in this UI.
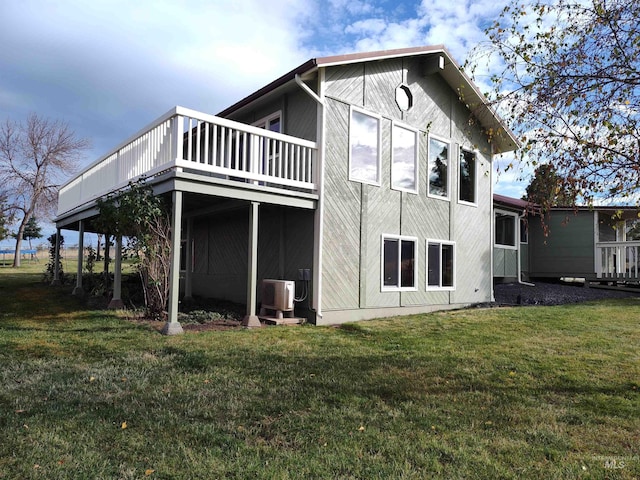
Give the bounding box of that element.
[494,281,640,306]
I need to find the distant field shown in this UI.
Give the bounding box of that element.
[0,248,133,275]
[0,268,638,479]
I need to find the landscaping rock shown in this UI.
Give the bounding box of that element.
[493,281,639,306]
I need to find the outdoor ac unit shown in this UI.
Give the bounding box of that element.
[261,279,294,312]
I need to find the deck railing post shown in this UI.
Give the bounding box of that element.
[173,114,184,163]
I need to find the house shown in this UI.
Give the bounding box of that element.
[492,193,640,284]
[54,45,518,332]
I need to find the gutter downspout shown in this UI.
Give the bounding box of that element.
[490,149,495,302]
[295,73,326,323]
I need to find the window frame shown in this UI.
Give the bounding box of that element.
[252,111,282,132]
[458,147,478,206]
[381,234,418,292]
[426,239,456,291]
[427,134,451,200]
[349,105,381,186]
[494,209,518,250]
[391,121,419,194]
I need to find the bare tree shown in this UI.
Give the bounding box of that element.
[0,114,89,267]
[468,0,640,205]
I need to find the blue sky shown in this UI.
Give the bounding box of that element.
[0,0,525,245]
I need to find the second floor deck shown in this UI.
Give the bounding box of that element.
[57,107,318,218]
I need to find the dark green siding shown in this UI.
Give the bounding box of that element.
[529,211,595,277]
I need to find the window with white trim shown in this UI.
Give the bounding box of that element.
[382,235,417,291]
[428,136,449,199]
[253,112,281,132]
[252,112,281,177]
[495,211,517,248]
[350,107,381,185]
[459,148,477,205]
[427,240,455,290]
[391,123,418,193]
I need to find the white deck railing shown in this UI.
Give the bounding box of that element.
[57,106,317,216]
[596,241,640,279]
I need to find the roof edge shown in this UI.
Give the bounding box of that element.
[217,45,519,152]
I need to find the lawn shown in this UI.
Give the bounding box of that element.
[0,267,638,479]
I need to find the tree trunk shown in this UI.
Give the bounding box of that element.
[13,220,26,268]
[96,233,102,261]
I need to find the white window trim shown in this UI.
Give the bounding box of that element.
[381,234,418,292]
[426,239,456,291]
[427,133,451,201]
[391,121,419,194]
[458,146,478,207]
[349,105,382,186]
[252,111,282,131]
[495,209,519,250]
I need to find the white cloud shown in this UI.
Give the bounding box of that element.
[0,0,523,200]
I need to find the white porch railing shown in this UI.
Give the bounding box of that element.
[57,106,318,216]
[596,241,640,280]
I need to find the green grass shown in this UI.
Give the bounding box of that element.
[0,267,638,479]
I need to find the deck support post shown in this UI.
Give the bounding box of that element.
[108,235,125,309]
[242,201,262,327]
[51,228,62,286]
[162,190,184,335]
[72,221,84,296]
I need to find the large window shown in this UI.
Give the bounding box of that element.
[428,136,449,199]
[391,123,418,193]
[382,235,417,291]
[495,211,517,248]
[349,107,381,185]
[459,148,477,204]
[427,240,455,290]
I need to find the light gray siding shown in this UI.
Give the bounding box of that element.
[320,56,494,317]
[493,248,518,278]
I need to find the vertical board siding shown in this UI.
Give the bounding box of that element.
[363,116,401,308]
[322,100,361,310]
[189,211,249,304]
[286,89,318,141]
[189,205,314,306]
[283,209,315,279]
[193,222,209,275]
[321,55,496,314]
[257,208,282,287]
[494,249,506,276]
[529,211,596,277]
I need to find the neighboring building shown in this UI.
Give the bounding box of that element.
[54,45,518,331]
[529,205,640,282]
[493,194,640,284]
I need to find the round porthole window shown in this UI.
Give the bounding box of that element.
[395,84,413,112]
